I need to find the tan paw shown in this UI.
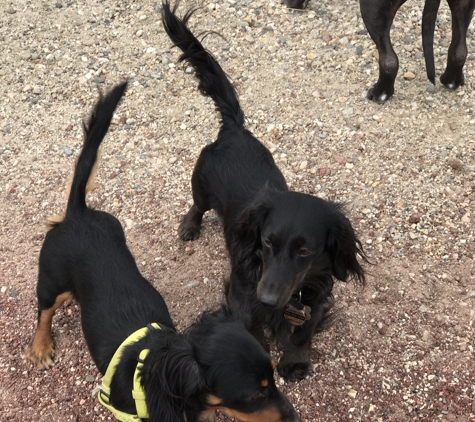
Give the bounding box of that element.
[25,341,55,369]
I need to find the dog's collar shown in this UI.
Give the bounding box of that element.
[98,323,161,422]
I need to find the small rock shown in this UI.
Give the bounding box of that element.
[20,52,31,61]
[378,326,387,335]
[422,330,431,342]
[277,35,286,44]
[409,214,420,224]
[307,52,317,60]
[343,107,353,116]
[136,30,143,37]
[299,161,307,170]
[448,157,463,171]
[345,162,354,169]
[55,3,63,8]
[333,155,349,165]
[461,213,470,223]
[186,281,200,289]
[319,168,331,177]
[415,51,424,59]
[139,14,147,21]
[348,389,357,398]
[355,45,363,55]
[5,6,16,14]
[320,30,332,44]
[168,157,177,164]
[93,77,105,84]
[419,305,429,313]
[85,375,95,383]
[245,35,254,43]
[446,414,456,422]
[124,219,134,230]
[33,86,41,95]
[1,286,6,294]
[404,71,416,80]
[10,291,19,297]
[126,118,136,125]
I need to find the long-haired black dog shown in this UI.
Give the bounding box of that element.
[25,83,300,422]
[162,2,369,382]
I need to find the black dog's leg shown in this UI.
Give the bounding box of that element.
[178,204,206,241]
[26,268,73,369]
[360,0,408,103]
[178,164,211,240]
[277,306,323,381]
[440,0,475,89]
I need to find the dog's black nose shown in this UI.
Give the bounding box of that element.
[259,292,280,308]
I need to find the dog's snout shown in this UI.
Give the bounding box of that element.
[258,291,280,308]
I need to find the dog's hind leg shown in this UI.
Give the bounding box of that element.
[440,0,475,89]
[26,274,73,369]
[360,0,407,103]
[178,158,211,241]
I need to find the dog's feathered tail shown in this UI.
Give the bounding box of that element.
[63,82,127,220]
[161,1,244,128]
[422,0,442,84]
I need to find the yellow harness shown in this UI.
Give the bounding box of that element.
[98,323,161,422]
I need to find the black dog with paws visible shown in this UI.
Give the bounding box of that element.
[162,2,368,382]
[361,0,475,103]
[26,83,300,422]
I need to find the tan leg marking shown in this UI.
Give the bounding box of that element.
[221,407,283,422]
[25,292,73,369]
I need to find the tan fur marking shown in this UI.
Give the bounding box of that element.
[221,407,283,422]
[261,379,269,387]
[47,151,101,226]
[206,394,222,406]
[271,360,277,370]
[25,292,73,369]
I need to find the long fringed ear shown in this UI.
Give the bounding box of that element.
[226,194,271,267]
[326,209,369,285]
[141,334,203,422]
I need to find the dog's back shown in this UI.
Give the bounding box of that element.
[35,84,174,373]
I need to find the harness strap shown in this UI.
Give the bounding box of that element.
[98,323,161,421]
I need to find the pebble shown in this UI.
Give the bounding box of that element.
[299,161,307,170]
[277,35,286,44]
[355,45,363,55]
[5,6,16,14]
[168,157,177,164]
[343,107,353,116]
[404,71,416,80]
[447,157,463,171]
[93,77,105,84]
[55,3,63,8]
[415,51,424,59]
[347,389,357,398]
[1,286,6,294]
[10,291,19,297]
[245,35,255,43]
[85,375,95,382]
[186,281,200,289]
[126,118,136,125]
[409,214,420,224]
[136,30,143,37]
[426,85,435,93]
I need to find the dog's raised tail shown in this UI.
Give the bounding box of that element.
[161,1,244,128]
[422,0,442,84]
[65,82,127,218]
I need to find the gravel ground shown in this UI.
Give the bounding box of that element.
[1,0,474,421]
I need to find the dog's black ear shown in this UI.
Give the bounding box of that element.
[141,333,203,422]
[326,210,368,285]
[227,195,270,266]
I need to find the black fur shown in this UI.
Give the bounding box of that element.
[26,83,300,422]
[162,2,368,381]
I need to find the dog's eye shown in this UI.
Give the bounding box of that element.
[264,238,273,248]
[298,248,310,256]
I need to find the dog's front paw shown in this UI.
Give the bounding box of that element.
[277,358,311,382]
[178,220,201,241]
[25,341,55,370]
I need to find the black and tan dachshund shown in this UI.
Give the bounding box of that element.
[162,2,368,382]
[25,83,300,422]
